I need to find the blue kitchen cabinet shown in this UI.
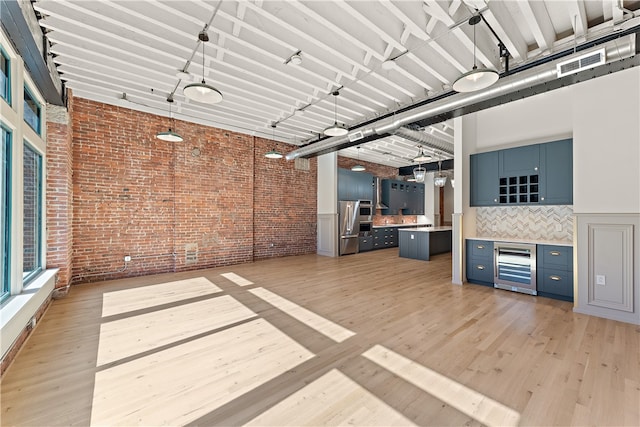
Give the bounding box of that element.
[470,139,573,207]
[404,183,425,215]
[539,139,573,205]
[499,144,540,177]
[537,244,574,301]
[465,239,494,286]
[338,168,373,201]
[470,151,499,206]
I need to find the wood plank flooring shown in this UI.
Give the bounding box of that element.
[2,249,639,426]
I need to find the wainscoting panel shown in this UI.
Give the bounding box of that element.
[587,223,634,312]
[575,213,639,325]
[476,205,573,242]
[317,214,338,257]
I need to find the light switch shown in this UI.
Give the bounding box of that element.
[596,275,606,285]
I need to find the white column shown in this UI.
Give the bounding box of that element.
[316,152,338,257]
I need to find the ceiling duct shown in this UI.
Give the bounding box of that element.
[390,127,454,155]
[285,36,636,161]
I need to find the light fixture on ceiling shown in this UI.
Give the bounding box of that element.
[285,50,303,65]
[413,148,432,163]
[183,30,223,104]
[265,123,283,159]
[324,91,348,137]
[381,59,396,70]
[156,96,183,142]
[434,160,448,187]
[452,14,499,93]
[351,146,365,172]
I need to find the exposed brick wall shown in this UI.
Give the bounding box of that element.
[46,96,74,288]
[337,156,398,180]
[70,98,317,283]
[254,138,317,260]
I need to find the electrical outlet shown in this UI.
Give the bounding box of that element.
[124,255,132,262]
[555,223,563,232]
[596,275,606,285]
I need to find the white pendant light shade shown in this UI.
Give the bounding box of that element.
[184,81,223,104]
[184,30,223,105]
[324,90,348,137]
[351,146,365,171]
[413,166,426,182]
[265,123,282,159]
[265,149,283,159]
[453,66,499,93]
[413,149,432,163]
[453,14,500,93]
[156,130,183,142]
[324,123,348,136]
[156,96,183,142]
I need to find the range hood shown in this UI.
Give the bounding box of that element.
[375,177,387,210]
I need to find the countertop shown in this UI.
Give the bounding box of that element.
[372,223,432,229]
[398,226,453,233]
[469,236,573,247]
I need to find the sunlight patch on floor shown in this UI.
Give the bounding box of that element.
[362,345,521,427]
[221,272,254,287]
[249,287,356,343]
[97,295,256,366]
[91,318,315,426]
[101,277,222,317]
[244,368,417,426]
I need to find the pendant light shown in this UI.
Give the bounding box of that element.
[413,164,426,182]
[183,30,223,104]
[156,96,183,142]
[452,14,499,93]
[434,160,448,187]
[265,123,283,159]
[351,146,365,171]
[324,91,348,137]
[413,148,432,163]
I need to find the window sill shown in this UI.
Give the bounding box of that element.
[0,268,58,359]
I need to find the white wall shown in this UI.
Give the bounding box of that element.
[572,68,640,214]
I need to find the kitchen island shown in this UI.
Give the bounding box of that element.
[398,226,452,261]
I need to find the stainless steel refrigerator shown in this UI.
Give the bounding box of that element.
[339,200,360,255]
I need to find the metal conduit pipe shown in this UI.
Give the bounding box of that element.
[285,37,636,161]
[390,127,454,155]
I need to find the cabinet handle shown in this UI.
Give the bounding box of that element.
[534,167,538,171]
[549,251,561,256]
[541,197,545,201]
[549,275,561,281]
[494,198,498,202]
[477,265,485,270]
[476,245,484,249]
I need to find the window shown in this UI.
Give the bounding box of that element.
[1,127,10,301]
[23,142,42,284]
[0,48,9,104]
[23,87,41,135]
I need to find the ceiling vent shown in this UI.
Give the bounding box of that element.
[348,131,364,142]
[556,48,606,78]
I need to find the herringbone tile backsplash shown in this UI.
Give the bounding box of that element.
[476,205,573,242]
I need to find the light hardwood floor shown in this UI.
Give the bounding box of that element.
[2,249,639,426]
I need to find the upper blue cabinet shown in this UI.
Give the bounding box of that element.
[338,168,374,202]
[470,139,573,207]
